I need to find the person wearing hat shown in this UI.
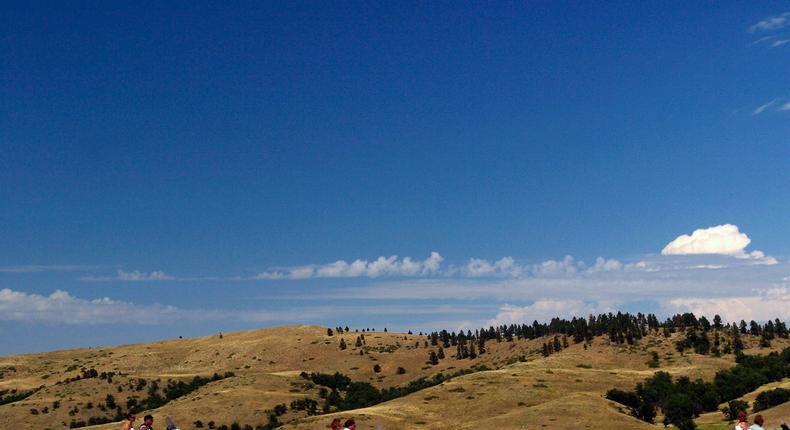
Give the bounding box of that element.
[343,418,356,430]
[328,418,343,430]
[123,413,136,430]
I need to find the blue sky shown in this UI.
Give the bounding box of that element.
[1,2,789,354]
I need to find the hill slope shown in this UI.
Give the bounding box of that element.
[1,325,788,429]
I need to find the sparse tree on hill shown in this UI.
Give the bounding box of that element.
[428,351,439,365]
[713,315,723,330]
[327,328,334,336]
[437,347,445,359]
[373,364,381,373]
[339,338,347,350]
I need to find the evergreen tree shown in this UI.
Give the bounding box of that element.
[437,347,445,359]
[339,339,347,350]
[428,351,439,365]
[713,315,723,330]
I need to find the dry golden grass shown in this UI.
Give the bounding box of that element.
[1,326,788,430]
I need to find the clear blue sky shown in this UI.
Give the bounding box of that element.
[1,2,788,354]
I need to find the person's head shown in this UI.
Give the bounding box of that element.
[737,410,748,422]
[144,415,154,425]
[343,418,356,429]
[328,418,343,430]
[754,415,764,426]
[126,413,136,422]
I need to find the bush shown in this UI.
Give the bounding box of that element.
[721,399,749,421]
[754,388,790,412]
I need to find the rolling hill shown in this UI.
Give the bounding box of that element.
[1,323,789,429]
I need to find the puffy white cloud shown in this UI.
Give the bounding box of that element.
[588,257,623,273]
[749,12,790,32]
[488,300,612,326]
[533,255,580,276]
[461,256,523,278]
[256,252,444,280]
[661,224,774,264]
[0,288,177,324]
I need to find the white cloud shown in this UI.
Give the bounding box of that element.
[749,12,790,32]
[460,256,523,278]
[661,224,750,255]
[661,224,775,264]
[669,287,790,322]
[779,101,790,111]
[488,300,613,326]
[753,99,780,115]
[588,257,623,273]
[533,255,580,276]
[0,288,178,324]
[81,270,176,281]
[256,252,445,280]
[772,39,790,47]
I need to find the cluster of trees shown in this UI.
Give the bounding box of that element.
[0,388,37,406]
[607,347,790,429]
[300,366,489,414]
[65,372,235,429]
[426,312,787,351]
[541,335,569,357]
[754,388,790,412]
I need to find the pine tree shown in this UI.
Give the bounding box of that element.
[713,314,723,330]
[339,339,347,350]
[437,347,445,359]
[355,336,363,347]
[542,343,550,357]
[327,328,334,336]
[428,351,439,365]
[469,343,477,359]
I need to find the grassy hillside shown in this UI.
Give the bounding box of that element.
[1,325,789,429]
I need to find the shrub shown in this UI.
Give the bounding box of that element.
[721,399,749,421]
[754,388,790,412]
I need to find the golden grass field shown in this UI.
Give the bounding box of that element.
[1,325,788,430]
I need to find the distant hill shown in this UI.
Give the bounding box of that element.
[2,317,789,429]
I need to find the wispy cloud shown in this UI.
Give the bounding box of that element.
[753,98,781,115]
[780,102,790,111]
[772,39,790,47]
[0,265,94,273]
[749,12,790,32]
[81,270,176,282]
